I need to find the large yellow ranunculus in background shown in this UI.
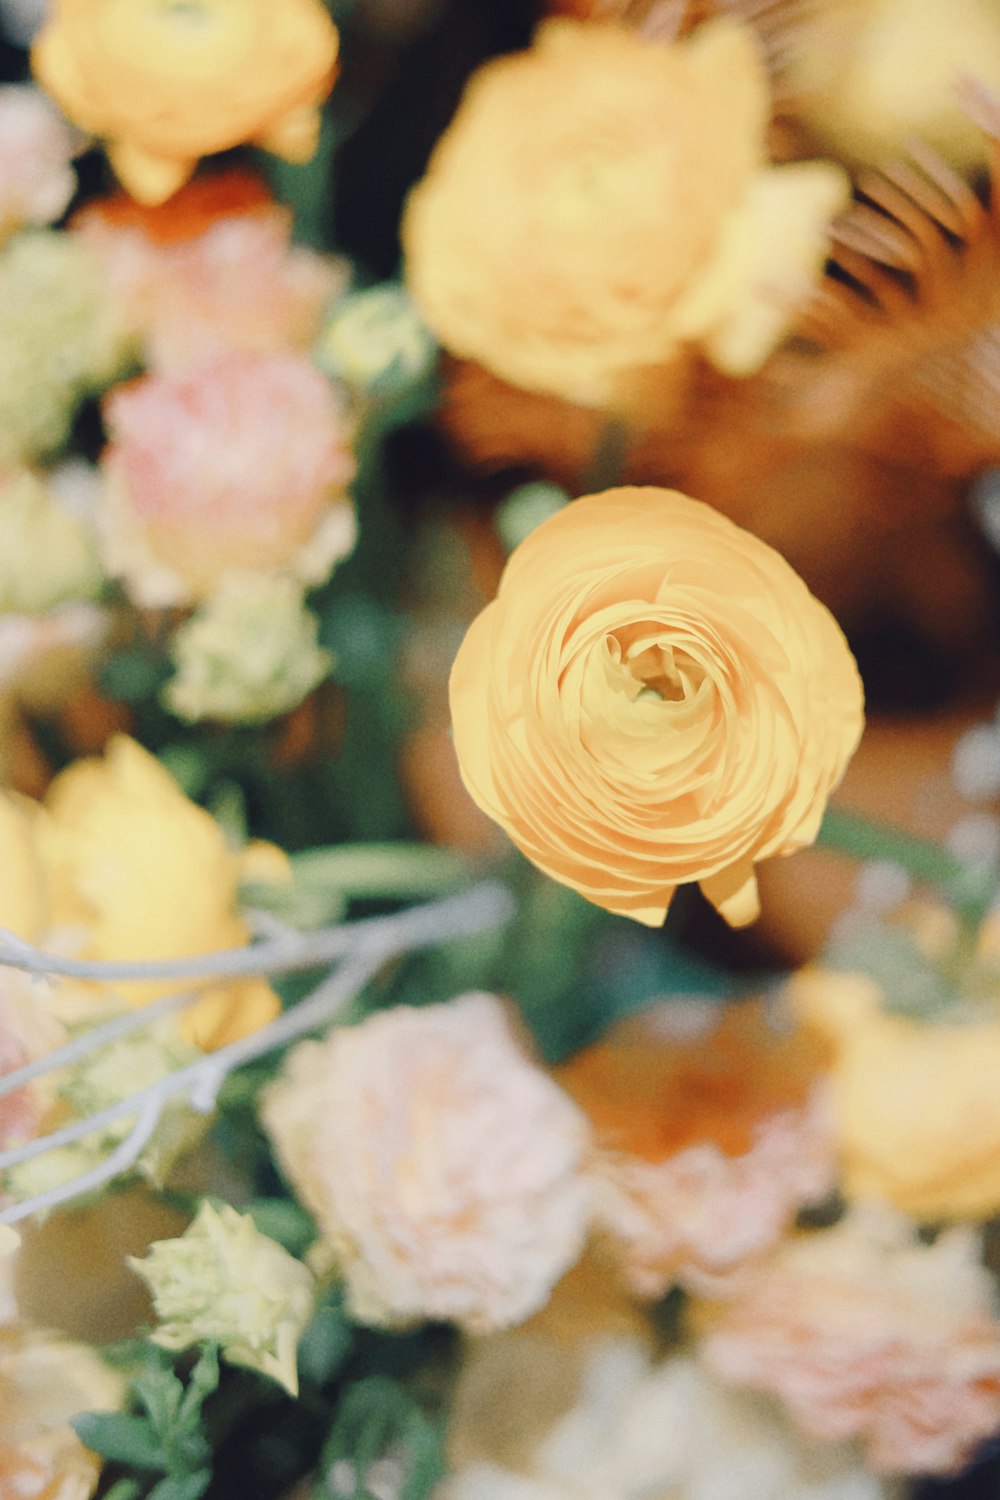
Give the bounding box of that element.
[790,969,1000,1221]
[0,736,284,1050]
[32,0,340,205]
[449,488,864,928]
[403,18,848,407]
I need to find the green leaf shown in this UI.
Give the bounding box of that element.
[246,1197,317,1258]
[71,1412,168,1472]
[320,1377,445,1500]
[298,1292,354,1387]
[147,1471,212,1500]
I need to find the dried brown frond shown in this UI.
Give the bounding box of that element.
[776,97,1000,467]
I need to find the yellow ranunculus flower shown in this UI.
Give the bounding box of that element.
[32,0,340,206]
[38,735,284,1048]
[403,18,848,407]
[790,969,1000,1220]
[449,488,864,928]
[0,793,46,944]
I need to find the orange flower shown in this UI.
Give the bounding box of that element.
[32,0,339,206]
[449,488,864,927]
[403,18,847,407]
[557,1002,834,1295]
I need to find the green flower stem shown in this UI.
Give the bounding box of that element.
[818,805,999,973]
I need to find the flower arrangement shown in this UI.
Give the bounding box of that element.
[3,2,1000,1497]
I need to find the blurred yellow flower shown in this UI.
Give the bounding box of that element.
[0,793,46,944]
[0,736,285,1050]
[790,969,1000,1219]
[403,18,847,407]
[39,735,284,1048]
[785,0,1000,172]
[32,0,340,205]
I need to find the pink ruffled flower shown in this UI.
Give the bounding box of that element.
[100,352,356,606]
[0,972,65,1154]
[262,993,593,1333]
[702,1207,1000,1476]
[0,86,81,241]
[75,176,346,373]
[556,1002,836,1297]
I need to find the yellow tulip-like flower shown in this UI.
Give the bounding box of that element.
[449,488,864,928]
[789,969,1000,1220]
[403,18,848,407]
[32,0,340,206]
[38,735,285,1048]
[0,794,46,944]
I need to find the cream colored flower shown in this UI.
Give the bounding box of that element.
[404,18,847,406]
[262,993,592,1332]
[444,1333,887,1500]
[165,575,331,725]
[131,1202,315,1396]
[702,1206,1000,1476]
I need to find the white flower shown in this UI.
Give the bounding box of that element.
[262,993,593,1332]
[443,1335,888,1500]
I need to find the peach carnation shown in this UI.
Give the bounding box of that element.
[449,487,864,928]
[702,1207,1000,1476]
[100,352,356,606]
[403,18,847,406]
[557,1002,835,1296]
[0,85,81,242]
[74,172,346,374]
[261,993,593,1332]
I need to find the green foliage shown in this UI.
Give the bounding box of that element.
[74,1346,220,1500]
[315,1376,446,1500]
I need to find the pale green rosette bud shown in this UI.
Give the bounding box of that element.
[316,283,436,401]
[0,229,131,464]
[2,1018,205,1207]
[164,575,332,725]
[0,465,102,612]
[131,1202,316,1396]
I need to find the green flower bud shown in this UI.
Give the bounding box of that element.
[0,465,102,613]
[164,576,332,725]
[316,284,436,400]
[131,1202,316,1395]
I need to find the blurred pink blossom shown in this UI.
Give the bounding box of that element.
[75,188,346,374]
[702,1207,1000,1476]
[100,352,356,606]
[0,86,81,240]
